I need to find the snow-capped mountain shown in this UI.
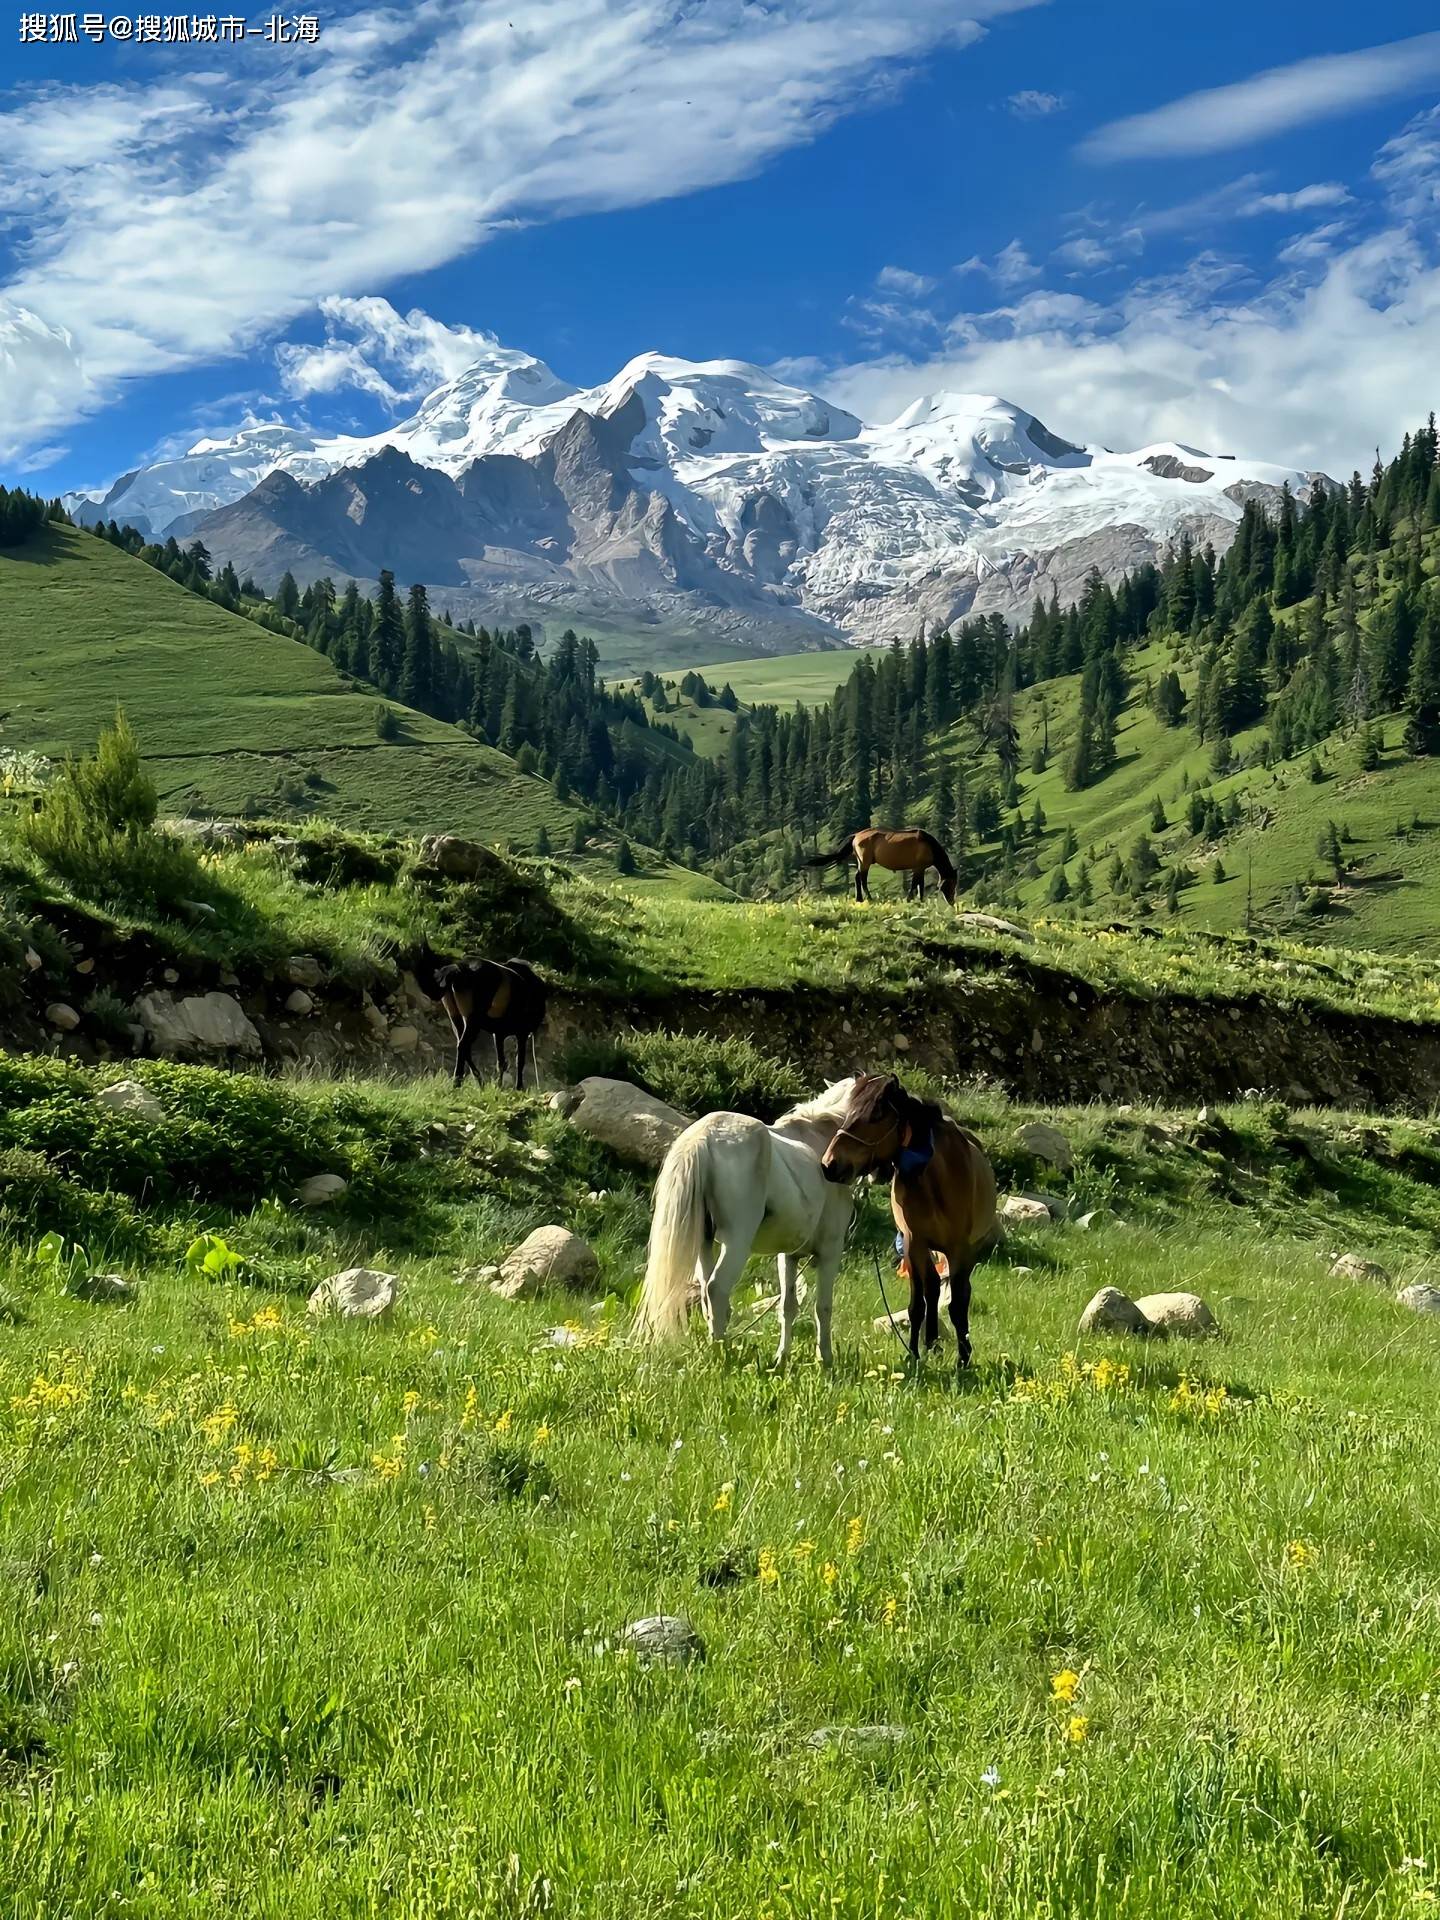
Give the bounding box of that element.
[70,348,1326,650]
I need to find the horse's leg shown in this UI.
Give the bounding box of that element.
[902,1231,927,1367]
[492,1030,507,1086]
[915,866,926,901]
[812,1233,843,1369]
[775,1253,800,1368]
[444,995,466,1089]
[513,1030,526,1091]
[947,1256,975,1372]
[854,854,866,902]
[703,1234,755,1343]
[923,1263,943,1351]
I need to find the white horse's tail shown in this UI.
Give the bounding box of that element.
[639,1127,709,1340]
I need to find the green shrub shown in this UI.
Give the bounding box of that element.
[554,1030,808,1119]
[20,710,206,913]
[82,988,133,1043]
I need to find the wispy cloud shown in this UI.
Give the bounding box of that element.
[875,265,938,297]
[958,239,1042,287]
[1007,89,1065,118]
[0,0,1044,465]
[1081,32,1440,162]
[825,108,1440,478]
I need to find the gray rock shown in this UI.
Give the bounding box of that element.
[135,991,262,1058]
[620,1615,704,1666]
[179,899,218,922]
[494,1226,600,1300]
[999,1194,1053,1229]
[1133,1291,1219,1338]
[45,1003,80,1032]
[568,1077,691,1168]
[286,955,324,988]
[548,1087,583,1116]
[1073,1208,1116,1232]
[297,1173,348,1208]
[1077,1286,1151,1337]
[956,912,1032,943]
[1017,1121,1073,1172]
[307,1267,397,1320]
[1397,1283,1440,1317]
[388,1024,419,1054]
[284,988,315,1017]
[418,834,505,880]
[1329,1253,1391,1285]
[24,947,42,972]
[67,1272,136,1304]
[96,1078,165,1124]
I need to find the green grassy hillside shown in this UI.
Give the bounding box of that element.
[973,638,1440,958]
[0,527,724,899]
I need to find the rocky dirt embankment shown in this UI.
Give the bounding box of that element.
[9,905,1440,1111]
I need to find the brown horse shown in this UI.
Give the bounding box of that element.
[804,828,957,904]
[821,1072,997,1372]
[413,942,547,1089]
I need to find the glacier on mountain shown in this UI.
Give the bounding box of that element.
[69,346,1326,647]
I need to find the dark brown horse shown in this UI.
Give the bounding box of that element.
[822,1073,997,1372]
[414,942,547,1089]
[804,827,957,904]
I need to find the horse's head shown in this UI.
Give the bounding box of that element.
[822,1072,906,1183]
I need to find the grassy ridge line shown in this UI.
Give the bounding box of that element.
[0,1059,1438,1912]
[0,527,729,898]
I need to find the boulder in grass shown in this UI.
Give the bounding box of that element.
[1329,1253,1391,1286]
[1397,1284,1440,1317]
[67,1272,136,1305]
[297,1173,348,1208]
[97,1079,165,1124]
[307,1268,397,1320]
[1016,1121,1073,1172]
[493,1227,600,1300]
[418,835,507,882]
[999,1194,1053,1230]
[568,1078,691,1169]
[284,989,315,1017]
[46,1003,80,1032]
[1077,1286,1151,1337]
[1133,1292,1219,1338]
[620,1615,704,1667]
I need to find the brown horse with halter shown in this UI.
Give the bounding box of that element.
[822,1073,998,1372]
[413,942,547,1089]
[804,828,958,904]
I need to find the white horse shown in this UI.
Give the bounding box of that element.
[638,1079,859,1366]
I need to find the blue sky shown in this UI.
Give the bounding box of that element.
[3,0,1439,494]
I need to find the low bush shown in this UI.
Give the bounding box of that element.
[555,1029,808,1119]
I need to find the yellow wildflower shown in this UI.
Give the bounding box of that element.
[533,1424,552,1447]
[198,1470,221,1488]
[791,1539,816,1561]
[492,1408,513,1437]
[821,1560,840,1589]
[1064,1715,1089,1746]
[881,1593,899,1628]
[199,1404,239,1446]
[1051,1668,1081,1704]
[713,1481,733,1513]
[845,1515,865,1557]
[1285,1539,1314,1569]
[371,1433,407,1482]
[460,1383,479,1430]
[402,1390,420,1417]
[757,1547,780,1588]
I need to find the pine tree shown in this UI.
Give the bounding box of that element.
[1047,864,1071,903]
[1165,866,1182,914]
[371,571,404,695]
[1150,795,1167,833]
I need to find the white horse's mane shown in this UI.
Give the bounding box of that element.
[777,1076,858,1129]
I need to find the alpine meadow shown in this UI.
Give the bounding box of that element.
[5,5,1440,1914]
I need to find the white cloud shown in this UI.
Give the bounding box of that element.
[875,265,938,296]
[1052,235,1114,271]
[824,217,1440,478]
[0,0,1042,463]
[1007,89,1065,118]
[275,296,507,404]
[1239,183,1352,215]
[1082,32,1440,162]
[993,239,1041,287]
[0,301,91,466]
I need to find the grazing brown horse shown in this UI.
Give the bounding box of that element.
[413,942,547,1089]
[804,828,957,905]
[822,1073,997,1372]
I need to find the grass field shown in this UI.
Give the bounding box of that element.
[623,648,885,752]
[0,527,725,899]
[989,638,1440,957]
[1,1056,1438,1917]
